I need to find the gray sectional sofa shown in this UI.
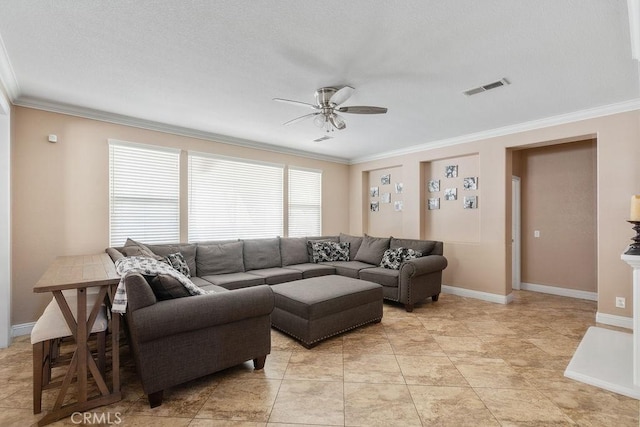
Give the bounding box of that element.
[106,233,447,406]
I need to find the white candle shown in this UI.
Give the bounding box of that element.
[631,195,640,221]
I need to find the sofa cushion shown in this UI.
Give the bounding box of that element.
[311,241,350,263]
[339,233,363,260]
[197,241,245,276]
[390,237,436,256]
[380,247,422,270]
[354,234,390,265]
[200,272,265,290]
[162,252,191,277]
[246,267,303,285]
[146,274,192,301]
[147,243,197,277]
[122,238,164,260]
[243,238,281,271]
[359,267,400,288]
[325,260,376,279]
[280,237,309,266]
[285,263,336,279]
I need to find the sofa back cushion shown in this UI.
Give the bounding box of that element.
[243,238,281,270]
[354,234,390,265]
[280,237,309,266]
[339,233,363,260]
[197,241,245,275]
[147,243,197,276]
[390,238,438,256]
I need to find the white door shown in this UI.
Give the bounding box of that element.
[512,176,521,291]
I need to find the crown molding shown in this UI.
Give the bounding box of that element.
[350,98,640,164]
[13,96,350,165]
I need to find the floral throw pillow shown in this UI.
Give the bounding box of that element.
[311,241,350,263]
[163,252,191,277]
[380,247,422,270]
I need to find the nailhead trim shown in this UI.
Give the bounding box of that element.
[272,316,382,347]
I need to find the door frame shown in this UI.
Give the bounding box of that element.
[512,176,521,291]
[0,91,10,348]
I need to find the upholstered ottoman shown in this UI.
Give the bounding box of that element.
[270,276,383,348]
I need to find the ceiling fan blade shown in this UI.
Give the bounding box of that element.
[336,106,388,114]
[283,112,319,126]
[273,98,319,109]
[329,85,355,106]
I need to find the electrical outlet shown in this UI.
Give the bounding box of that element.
[616,297,626,309]
[534,230,540,238]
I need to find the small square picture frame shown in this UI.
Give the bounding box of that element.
[428,179,440,193]
[381,174,391,185]
[394,201,403,211]
[370,201,380,212]
[445,188,457,201]
[370,186,379,197]
[381,193,391,204]
[463,177,478,190]
[445,165,458,178]
[428,198,440,210]
[395,182,403,194]
[464,195,478,209]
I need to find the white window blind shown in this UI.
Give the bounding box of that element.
[189,153,283,241]
[288,167,322,237]
[109,141,180,247]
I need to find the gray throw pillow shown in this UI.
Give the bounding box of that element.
[122,238,163,260]
[147,274,191,301]
[196,241,245,275]
[243,238,281,270]
[354,234,391,265]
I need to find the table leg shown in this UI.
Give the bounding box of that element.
[76,288,88,402]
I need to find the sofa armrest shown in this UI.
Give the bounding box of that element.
[400,255,448,277]
[131,285,275,343]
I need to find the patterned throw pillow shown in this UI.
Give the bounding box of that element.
[163,252,191,277]
[311,241,350,263]
[380,247,422,270]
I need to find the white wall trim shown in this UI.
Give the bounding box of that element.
[442,284,513,304]
[11,322,34,338]
[520,282,598,301]
[351,98,640,164]
[13,96,350,165]
[596,312,634,330]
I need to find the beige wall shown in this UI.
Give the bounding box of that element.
[11,107,350,325]
[520,140,597,292]
[366,166,404,237]
[350,111,640,318]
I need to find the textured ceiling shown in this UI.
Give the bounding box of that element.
[0,0,638,162]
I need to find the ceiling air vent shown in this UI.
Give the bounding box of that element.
[313,135,333,142]
[463,78,510,96]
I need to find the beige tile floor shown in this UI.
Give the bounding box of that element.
[2,290,639,426]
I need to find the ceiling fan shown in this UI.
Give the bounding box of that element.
[273,85,387,132]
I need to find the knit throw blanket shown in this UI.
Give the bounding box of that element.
[112,256,209,314]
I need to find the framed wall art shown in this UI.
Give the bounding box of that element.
[428,198,440,210]
[445,165,458,178]
[444,188,457,201]
[428,179,440,192]
[463,177,478,190]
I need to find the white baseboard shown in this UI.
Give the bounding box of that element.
[520,282,597,301]
[596,312,633,330]
[441,285,513,304]
[11,322,34,337]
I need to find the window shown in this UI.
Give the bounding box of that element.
[288,167,322,237]
[109,141,180,246]
[188,153,283,241]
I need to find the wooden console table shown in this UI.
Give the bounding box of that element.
[33,253,121,426]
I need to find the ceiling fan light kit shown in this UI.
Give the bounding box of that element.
[273,85,388,133]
